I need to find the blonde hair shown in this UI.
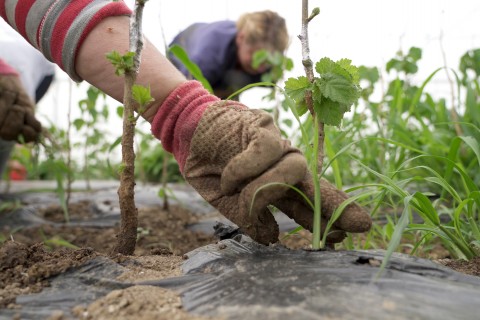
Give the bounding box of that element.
[236,10,289,53]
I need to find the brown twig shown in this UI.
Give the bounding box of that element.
[113,0,147,255]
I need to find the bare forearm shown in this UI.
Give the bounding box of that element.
[0,0,185,122]
[76,16,185,122]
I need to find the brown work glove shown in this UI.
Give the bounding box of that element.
[152,81,372,245]
[0,74,42,142]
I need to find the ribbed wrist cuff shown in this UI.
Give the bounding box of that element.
[151,80,220,171]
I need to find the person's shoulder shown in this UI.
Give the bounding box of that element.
[188,21,236,49]
[180,20,236,36]
[210,20,235,32]
[209,20,236,28]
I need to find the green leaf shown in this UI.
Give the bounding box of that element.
[408,47,422,61]
[337,58,360,84]
[73,119,85,131]
[158,188,165,198]
[312,83,323,105]
[132,84,154,107]
[315,57,356,82]
[317,73,360,105]
[116,106,124,118]
[315,57,337,74]
[105,50,121,63]
[404,61,418,74]
[168,44,213,93]
[252,50,269,68]
[282,119,293,128]
[45,236,79,249]
[285,76,311,116]
[105,50,135,76]
[376,195,412,278]
[226,82,276,101]
[284,58,294,71]
[412,192,440,225]
[285,76,311,101]
[314,96,350,127]
[359,66,380,83]
[386,58,403,73]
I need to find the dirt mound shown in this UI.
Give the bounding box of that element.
[0,199,218,315]
[0,241,97,308]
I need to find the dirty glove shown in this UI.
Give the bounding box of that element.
[0,74,41,142]
[151,81,372,245]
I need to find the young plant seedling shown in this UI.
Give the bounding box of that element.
[105,0,152,255]
[285,2,361,249]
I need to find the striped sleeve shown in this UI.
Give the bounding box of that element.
[0,0,132,82]
[0,58,18,75]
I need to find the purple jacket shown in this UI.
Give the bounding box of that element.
[168,21,262,96]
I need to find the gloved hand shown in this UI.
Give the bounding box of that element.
[152,81,372,245]
[0,74,42,142]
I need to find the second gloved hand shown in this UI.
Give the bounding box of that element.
[151,81,372,245]
[0,74,41,143]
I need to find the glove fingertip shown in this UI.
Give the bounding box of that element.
[21,127,38,143]
[325,229,347,244]
[25,113,42,132]
[336,205,372,233]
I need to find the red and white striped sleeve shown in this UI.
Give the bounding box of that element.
[0,58,18,75]
[0,0,132,82]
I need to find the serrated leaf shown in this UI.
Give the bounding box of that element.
[105,50,121,63]
[316,57,355,83]
[285,76,311,102]
[296,100,309,117]
[317,74,360,105]
[337,58,359,84]
[285,76,312,117]
[315,97,350,127]
[132,84,154,106]
[312,83,323,104]
[315,57,336,74]
[123,52,135,64]
[105,50,135,76]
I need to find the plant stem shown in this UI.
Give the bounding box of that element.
[300,0,325,249]
[65,79,73,217]
[114,0,146,255]
[312,115,322,249]
[161,153,170,210]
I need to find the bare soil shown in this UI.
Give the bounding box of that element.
[1,198,479,319]
[0,200,220,319]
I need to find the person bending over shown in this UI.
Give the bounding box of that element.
[168,10,288,99]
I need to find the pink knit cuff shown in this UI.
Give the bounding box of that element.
[151,81,220,172]
[0,59,18,75]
